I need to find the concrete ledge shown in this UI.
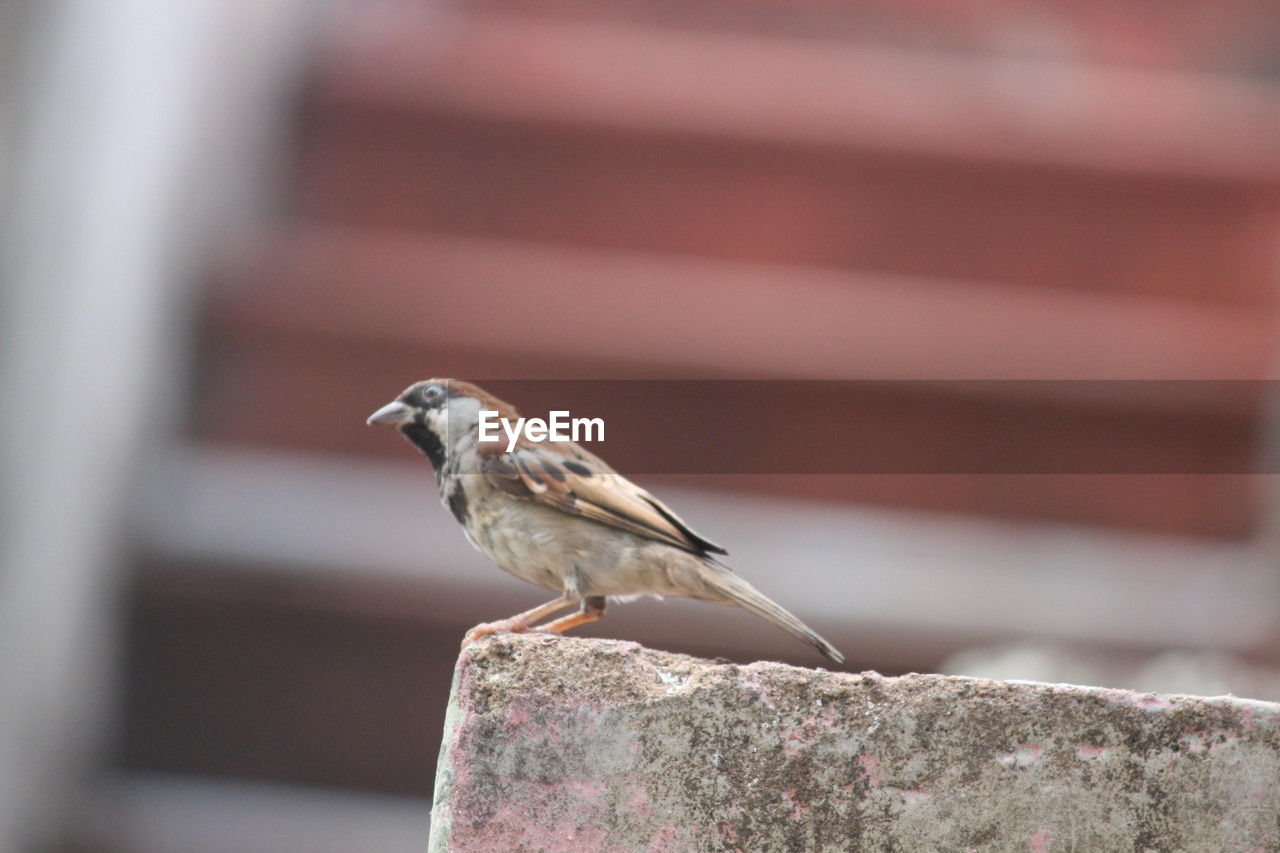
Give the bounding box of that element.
[430,635,1280,851]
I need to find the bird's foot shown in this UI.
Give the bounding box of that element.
[461,617,533,647]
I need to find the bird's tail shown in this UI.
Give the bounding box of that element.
[704,570,845,664]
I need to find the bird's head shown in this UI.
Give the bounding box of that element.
[366,379,518,469]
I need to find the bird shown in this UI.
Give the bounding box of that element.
[367,379,844,663]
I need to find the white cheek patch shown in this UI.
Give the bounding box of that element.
[446,395,482,436]
[424,408,448,434]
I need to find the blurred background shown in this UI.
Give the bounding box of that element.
[5,0,1280,849]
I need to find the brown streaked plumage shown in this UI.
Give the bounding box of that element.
[367,378,844,663]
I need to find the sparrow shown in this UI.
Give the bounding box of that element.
[367,379,844,663]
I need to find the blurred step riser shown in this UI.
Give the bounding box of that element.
[297,108,1280,306]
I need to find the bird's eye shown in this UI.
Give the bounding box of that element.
[422,385,444,404]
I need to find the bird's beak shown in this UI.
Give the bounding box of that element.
[367,401,414,426]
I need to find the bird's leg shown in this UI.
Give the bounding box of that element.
[462,596,575,646]
[533,596,607,634]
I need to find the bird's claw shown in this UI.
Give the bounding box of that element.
[461,618,534,647]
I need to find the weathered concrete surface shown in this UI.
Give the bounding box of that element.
[429,634,1280,852]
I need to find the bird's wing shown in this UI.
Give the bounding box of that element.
[479,444,727,556]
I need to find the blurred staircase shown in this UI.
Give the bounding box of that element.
[201,0,1280,537]
[128,0,1280,799]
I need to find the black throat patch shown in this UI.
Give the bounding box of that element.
[400,421,446,472]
